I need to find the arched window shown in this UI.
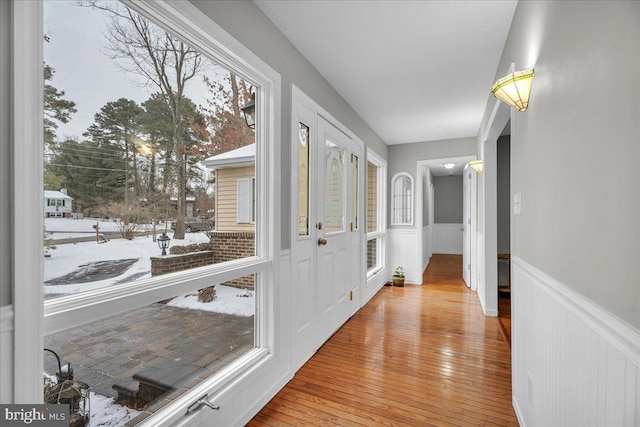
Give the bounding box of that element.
[391,172,414,225]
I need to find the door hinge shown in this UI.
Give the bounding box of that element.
[350,153,355,163]
[350,291,353,301]
[468,218,471,225]
[350,222,353,232]
[468,264,471,270]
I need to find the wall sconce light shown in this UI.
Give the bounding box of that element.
[157,232,171,256]
[491,67,534,112]
[443,163,456,169]
[468,160,484,174]
[241,92,256,129]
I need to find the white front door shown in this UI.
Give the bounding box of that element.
[315,116,352,344]
[290,91,361,370]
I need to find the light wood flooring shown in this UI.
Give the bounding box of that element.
[248,254,518,426]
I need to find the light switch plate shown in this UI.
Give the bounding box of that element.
[514,193,522,215]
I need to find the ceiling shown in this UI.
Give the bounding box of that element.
[255,0,517,145]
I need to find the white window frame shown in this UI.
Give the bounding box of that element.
[366,149,386,279]
[391,172,414,226]
[13,1,282,421]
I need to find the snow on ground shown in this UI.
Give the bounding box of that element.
[44,218,255,317]
[45,373,140,427]
[90,392,142,427]
[168,285,254,317]
[44,218,210,295]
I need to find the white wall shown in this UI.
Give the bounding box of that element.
[432,224,463,255]
[513,258,640,427]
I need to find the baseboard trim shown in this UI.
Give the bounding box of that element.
[514,257,640,366]
[513,396,526,427]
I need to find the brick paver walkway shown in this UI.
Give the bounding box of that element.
[44,303,254,404]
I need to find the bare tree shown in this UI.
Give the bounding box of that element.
[83,1,203,239]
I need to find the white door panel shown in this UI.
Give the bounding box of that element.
[290,90,363,370]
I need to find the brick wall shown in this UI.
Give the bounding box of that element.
[209,231,256,289]
[151,233,256,289]
[151,251,214,277]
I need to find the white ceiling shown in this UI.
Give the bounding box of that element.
[255,0,517,145]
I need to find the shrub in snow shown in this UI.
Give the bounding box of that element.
[198,285,216,303]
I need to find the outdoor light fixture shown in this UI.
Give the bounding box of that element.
[157,232,171,256]
[491,67,534,112]
[241,92,256,129]
[443,163,456,169]
[468,160,484,174]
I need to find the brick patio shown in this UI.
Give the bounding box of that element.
[44,303,254,419]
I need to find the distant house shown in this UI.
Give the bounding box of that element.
[201,143,255,232]
[169,196,197,218]
[44,190,73,218]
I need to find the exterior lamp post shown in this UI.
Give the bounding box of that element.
[241,92,256,129]
[157,232,171,256]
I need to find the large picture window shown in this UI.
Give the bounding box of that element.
[29,1,281,425]
[366,151,386,278]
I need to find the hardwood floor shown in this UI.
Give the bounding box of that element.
[248,254,518,426]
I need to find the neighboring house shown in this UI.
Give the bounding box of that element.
[201,143,256,232]
[43,190,73,218]
[169,196,196,218]
[201,143,256,289]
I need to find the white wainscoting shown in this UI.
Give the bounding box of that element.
[387,229,421,284]
[422,225,432,271]
[432,223,463,255]
[512,257,640,427]
[0,305,14,402]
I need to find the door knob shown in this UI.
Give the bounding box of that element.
[318,238,327,246]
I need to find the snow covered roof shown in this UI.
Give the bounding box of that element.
[44,190,73,200]
[201,143,255,170]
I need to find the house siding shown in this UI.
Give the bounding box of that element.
[216,166,255,232]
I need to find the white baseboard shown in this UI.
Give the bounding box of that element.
[513,257,640,427]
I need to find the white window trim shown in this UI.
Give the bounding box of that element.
[366,149,387,280]
[390,172,414,226]
[14,1,283,421]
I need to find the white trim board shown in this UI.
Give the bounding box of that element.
[512,257,640,427]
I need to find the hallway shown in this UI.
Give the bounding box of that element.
[249,254,518,426]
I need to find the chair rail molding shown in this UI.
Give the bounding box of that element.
[512,256,640,427]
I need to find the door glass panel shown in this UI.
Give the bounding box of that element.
[352,154,359,230]
[298,123,310,237]
[324,140,344,233]
[367,161,378,233]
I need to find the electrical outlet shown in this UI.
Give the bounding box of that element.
[528,372,534,403]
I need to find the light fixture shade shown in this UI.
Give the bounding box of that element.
[443,163,456,169]
[468,160,484,174]
[491,68,534,112]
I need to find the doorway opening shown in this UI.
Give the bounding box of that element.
[416,156,476,284]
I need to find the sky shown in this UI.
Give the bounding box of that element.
[43,0,225,140]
